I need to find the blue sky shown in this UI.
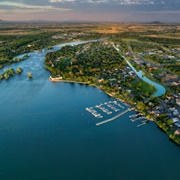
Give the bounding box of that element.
[0,0,179,22]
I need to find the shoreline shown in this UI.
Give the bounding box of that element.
[49,78,87,84]
[49,77,180,146]
[49,77,132,108]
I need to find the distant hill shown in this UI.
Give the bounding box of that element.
[146,21,180,25]
[149,21,163,24]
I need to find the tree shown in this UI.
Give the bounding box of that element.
[16,67,23,74]
[145,91,149,97]
[0,74,3,80]
[161,78,165,83]
[28,72,33,78]
[4,73,10,80]
[167,119,173,126]
[137,101,145,112]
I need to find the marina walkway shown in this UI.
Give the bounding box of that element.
[96,108,130,126]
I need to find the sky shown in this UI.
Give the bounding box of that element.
[0,0,180,22]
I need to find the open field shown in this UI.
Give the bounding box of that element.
[0,22,179,35]
[144,33,180,39]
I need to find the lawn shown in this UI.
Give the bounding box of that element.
[151,69,162,75]
[131,80,156,95]
[122,38,139,42]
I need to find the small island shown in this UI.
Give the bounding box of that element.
[28,72,33,78]
[0,67,23,80]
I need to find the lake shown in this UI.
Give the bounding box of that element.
[0,41,179,180]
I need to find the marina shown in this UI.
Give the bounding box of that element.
[85,100,138,126]
[130,112,148,128]
[86,100,148,128]
[85,100,126,119]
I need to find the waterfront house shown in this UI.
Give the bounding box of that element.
[98,78,104,83]
[175,129,180,135]
[49,75,62,82]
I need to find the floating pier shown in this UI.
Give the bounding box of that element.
[137,122,146,128]
[96,109,130,126]
[96,105,112,115]
[129,113,142,118]
[131,116,146,122]
[113,101,124,109]
[106,104,119,112]
[86,107,103,118]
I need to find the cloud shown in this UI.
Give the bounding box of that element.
[132,10,180,14]
[49,0,176,5]
[0,9,51,14]
[50,0,76,2]
[0,1,71,11]
[0,0,179,22]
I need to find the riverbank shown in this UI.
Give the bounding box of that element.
[153,117,180,145]
[49,77,88,84]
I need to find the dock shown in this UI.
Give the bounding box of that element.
[96,108,130,126]
[86,107,103,118]
[113,101,124,109]
[96,104,112,115]
[137,122,146,128]
[131,116,146,122]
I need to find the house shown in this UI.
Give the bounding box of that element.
[173,111,179,116]
[175,129,180,135]
[169,107,176,112]
[49,75,62,82]
[176,98,180,106]
[172,117,179,123]
[149,102,153,106]
[98,79,104,83]
[175,122,180,128]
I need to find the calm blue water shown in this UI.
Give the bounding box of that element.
[0,41,179,180]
